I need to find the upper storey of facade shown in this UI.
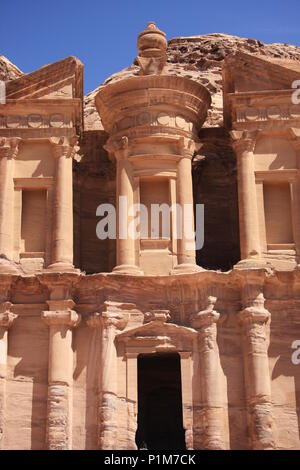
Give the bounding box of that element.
[1,24,300,275]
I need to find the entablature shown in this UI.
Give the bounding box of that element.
[227,90,300,131]
[0,98,82,136]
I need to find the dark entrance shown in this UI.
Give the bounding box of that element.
[135,353,186,450]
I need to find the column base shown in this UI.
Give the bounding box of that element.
[45,261,80,273]
[0,258,20,275]
[170,263,205,275]
[112,264,144,276]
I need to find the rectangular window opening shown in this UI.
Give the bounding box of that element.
[263,182,294,249]
[21,189,47,254]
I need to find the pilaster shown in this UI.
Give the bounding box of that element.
[42,299,81,450]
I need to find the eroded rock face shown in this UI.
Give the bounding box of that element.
[84,33,300,130]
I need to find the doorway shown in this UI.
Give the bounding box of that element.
[135,353,186,450]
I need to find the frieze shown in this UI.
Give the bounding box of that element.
[0,113,73,129]
[112,111,197,134]
[236,104,300,124]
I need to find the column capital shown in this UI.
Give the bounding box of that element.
[191,296,220,329]
[104,135,130,160]
[178,136,202,159]
[0,302,17,329]
[49,136,80,159]
[0,137,21,159]
[230,130,259,155]
[238,292,270,326]
[42,300,81,328]
[87,310,128,330]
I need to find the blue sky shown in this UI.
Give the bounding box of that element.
[1,0,299,94]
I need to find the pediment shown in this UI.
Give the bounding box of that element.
[5,56,83,100]
[116,320,197,342]
[223,51,300,95]
[223,52,300,128]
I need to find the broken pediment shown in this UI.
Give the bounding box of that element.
[223,51,300,95]
[223,52,300,129]
[116,317,198,353]
[5,56,83,101]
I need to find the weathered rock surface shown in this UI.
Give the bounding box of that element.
[84,33,300,130]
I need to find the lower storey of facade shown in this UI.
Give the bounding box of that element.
[0,266,299,450]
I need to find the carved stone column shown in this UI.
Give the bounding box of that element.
[173,138,202,274]
[290,130,300,261]
[238,274,275,449]
[0,138,21,272]
[0,302,17,449]
[48,137,79,272]
[231,130,261,260]
[88,303,128,449]
[42,300,81,450]
[106,137,143,275]
[191,296,228,449]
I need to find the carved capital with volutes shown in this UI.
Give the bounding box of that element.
[50,136,80,160]
[104,135,130,161]
[0,137,21,159]
[42,299,81,328]
[0,302,17,329]
[231,130,259,155]
[178,136,203,159]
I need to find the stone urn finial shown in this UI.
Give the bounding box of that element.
[137,22,167,75]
